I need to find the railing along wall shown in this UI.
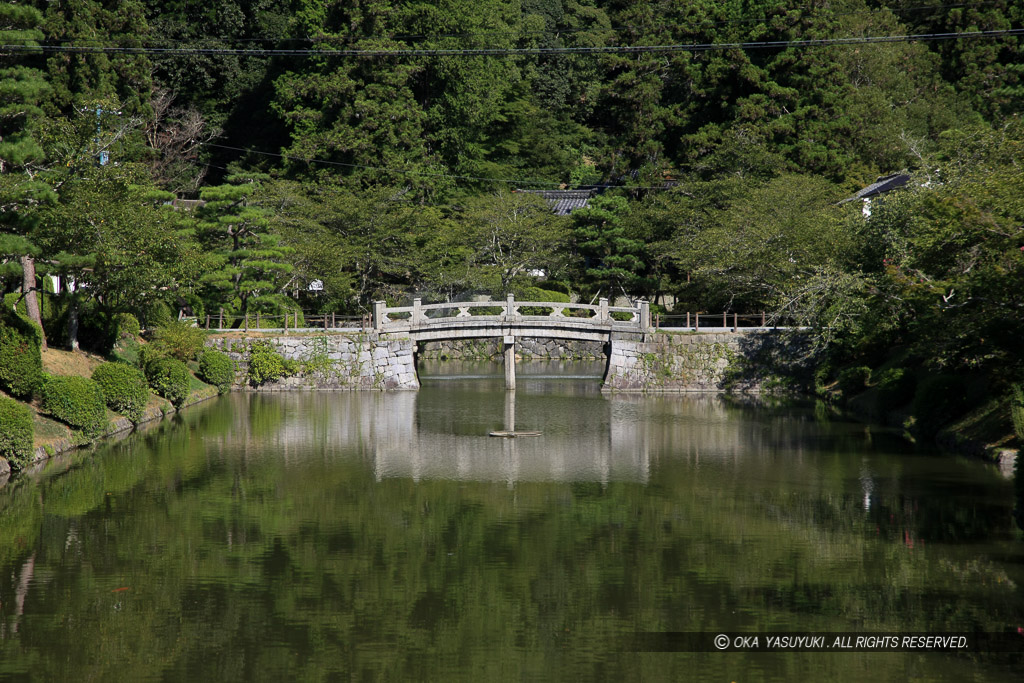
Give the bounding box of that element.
[184,302,791,334]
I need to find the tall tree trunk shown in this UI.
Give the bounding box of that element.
[20,255,47,351]
[67,294,79,352]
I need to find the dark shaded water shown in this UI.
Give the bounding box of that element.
[1,360,1021,681]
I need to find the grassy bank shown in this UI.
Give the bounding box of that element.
[1,345,220,478]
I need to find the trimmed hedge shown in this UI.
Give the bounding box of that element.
[0,307,43,399]
[0,395,34,471]
[41,375,107,436]
[144,356,192,407]
[92,362,149,423]
[199,349,236,393]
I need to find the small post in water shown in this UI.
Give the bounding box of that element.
[504,335,516,390]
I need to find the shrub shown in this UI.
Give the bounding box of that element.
[873,367,916,413]
[199,350,236,393]
[92,362,149,423]
[149,321,208,362]
[0,395,34,471]
[114,312,141,338]
[910,374,969,437]
[0,307,43,399]
[41,375,107,436]
[247,342,289,386]
[142,301,174,329]
[144,357,192,407]
[518,287,569,315]
[1011,384,1024,441]
[837,365,872,398]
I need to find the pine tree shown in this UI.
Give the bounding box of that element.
[196,177,294,318]
[0,4,53,348]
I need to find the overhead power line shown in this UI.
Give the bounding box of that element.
[3,28,1023,58]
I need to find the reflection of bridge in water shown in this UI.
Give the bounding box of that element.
[209,388,826,486]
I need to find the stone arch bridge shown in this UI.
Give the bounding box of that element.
[372,295,650,389]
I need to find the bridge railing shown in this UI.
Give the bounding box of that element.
[373,295,650,332]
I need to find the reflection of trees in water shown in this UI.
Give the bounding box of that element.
[0,391,1020,681]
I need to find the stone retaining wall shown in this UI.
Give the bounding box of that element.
[605,331,813,393]
[419,338,604,360]
[204,330,808,394]
[207,333,419,390]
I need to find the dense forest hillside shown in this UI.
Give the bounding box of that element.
[1,1,1023,445]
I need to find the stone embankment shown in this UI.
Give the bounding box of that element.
[605,330,812,393]
[204,330,811,393]
[207,332,419,390]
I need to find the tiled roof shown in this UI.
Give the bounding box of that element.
[839,173,911,204]
[516,189,596,216]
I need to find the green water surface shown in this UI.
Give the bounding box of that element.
[0,361,1021,681]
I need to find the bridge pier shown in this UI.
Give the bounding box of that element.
[504,335,516,390]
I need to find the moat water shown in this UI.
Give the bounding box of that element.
[1,360,1021,680]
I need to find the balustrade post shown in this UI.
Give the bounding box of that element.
[412,298,423,324]
[639,300,651,332]
[506,293,516,319]
[599,297,609,321]
[373,301,386,331]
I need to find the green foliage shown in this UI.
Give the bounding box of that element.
[837,366,872,399]
[150,321,207,362]
[115,312,140,338]
[909,375,970,437]
[41,374,107,437]
[198,349,236,394]
[196,179,294,317]
[247,341,289,387]
[517,286,569,315]
[144,356,192,408]
[1011,384,1024,441]
[571,194,648,298]
[0,394,34,470]
[92,362,149,423]
[142,301,175,329]
[873,368,916,414]
[0,306,43,398]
